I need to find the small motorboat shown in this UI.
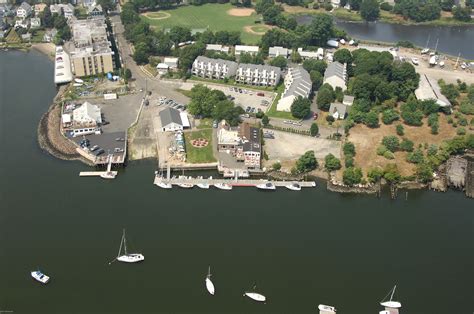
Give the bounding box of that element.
[100,171,116,179]
[244,292,266,302]
[197,176,210,189]
[318,304,337,313]
[31,270,50,284]
[205,266,215,295]
[74,78,84,84]
[155,181,172,189]
[286,183,301,191]
[411,58,419,65]
[339,38,346,45]
[256,182,276,191]
[421,48,430,54]
[177,183,194,189]
[214,183,232,190]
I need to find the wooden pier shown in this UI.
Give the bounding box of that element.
[79,171,118,177]
[153,175,316,188]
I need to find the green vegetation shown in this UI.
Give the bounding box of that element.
[184,129,217,163]
[267,84,296,120]
[360,0,380,21]
[291,96,311,119]
[325,154,342,172]
[310,123,319,136]
[343,167,363,186]
[272,161,282,171]
[295,150,318,173]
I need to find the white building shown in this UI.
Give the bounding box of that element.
[277,67,312,112]
[159,107,189,132]
[415,74,452,108]
[297,47,324,60]
[329,102,348,120]
[15,19,29,29]
[235,64,281,87]
[16,2,32,18]
[164,57,179,70]
[323,61,347,91]
[235,45,259,56]
[156,63,169,75]
[192,56,238,80]
[206,44,230,54]
[50,3,74,18]
[269,46,290,58]
[30,17,40,28]
[73,101,102,125]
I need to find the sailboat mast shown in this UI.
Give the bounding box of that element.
[123,229,128,255]
[390,285,397,301]
[117,232,124,258]
[208,266,211,277]
[434,38,439,54]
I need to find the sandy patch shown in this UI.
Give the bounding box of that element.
[243,24,272,35]
[227,8,255,17]
[142,11,171,20]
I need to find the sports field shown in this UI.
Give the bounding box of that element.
[141,3,264,44]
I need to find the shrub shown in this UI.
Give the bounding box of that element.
[382,109,399,125]
[310,123,319,136]
[382,136,400,152]
[343,167,363,186]
[345,155,354,168]
[383,151,395,159]
[295,151,318,173]
[396,124,404,136]
[324,3,333,10]
[400,138,414,152]
[272,162,281,171]
[459,101,474,115]
[326,115,335,124]
[343,142,356,156]
[457,127,466,135]
[325,154,342,171]
[380,2,393,11]
[407,149,424,164]
[377,145,388,156]
[367,167,384,183]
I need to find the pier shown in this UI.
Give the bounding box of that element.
[79,155,117,179]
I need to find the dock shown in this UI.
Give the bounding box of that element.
[79,155,117,179]
[153,175,316,188]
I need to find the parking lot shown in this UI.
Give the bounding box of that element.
[73,131,127,164]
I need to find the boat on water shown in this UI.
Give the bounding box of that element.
[31,270,50,284]
[205,266,215,295]
[100,171,116,179]
[244,292,266,302]
[318,304,336,312]
[197,176,210,189]
[177,183,194,188]
[214,183,232,190]
[111,229,144,264]
[256,182,276,190]
[285,183,301,191]
[156,180,172,189]
[380,285,402,309]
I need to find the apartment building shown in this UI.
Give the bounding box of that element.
[235,64,281,87]
[269,46,290,58]
[192,56,238,79]
[277,67,312,112]
[235,45,259,56]
[70,18,115,77]
[323,61,347,91]
[16,2,32,18]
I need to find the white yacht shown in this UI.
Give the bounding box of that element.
[244,292,266,302]
[380,285,402,309]
[285,183,301,191]
[177,183,194,189]
[111,229,144,264]
[256,182,276,190]
[318,304,336,312]
[214,183,232,190]
[156,181,172,189]
[421,48,430,54]
[205,266,215,295]
[31,270,50,284]
[197,176,210,189]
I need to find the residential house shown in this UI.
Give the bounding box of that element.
[415,74,451,108]
[156,63,169,75]
[268,46,290,58]
[15,18,29,29]
[239,123,261,169]
[329,102,347,120]
[30,17,40,28]
[192,56,238,79]
[277,67,312,112]
[235,63,281,87]
[21,32,31,42]
[164,57,179,70]
[16,2,32,18]
[235,45,259,56]
[323,61,347,91]
[159,107,190,132]
[77,0,96,7]
[297,47,324,60]
[43,28,58,42]
[206,44,230,54]
[88,4,103,16]
[34,3,47,15]
[50,4,74,18]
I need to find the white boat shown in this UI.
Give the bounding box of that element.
[73,83,83,87]
[286,183,301,191]
[177,183,194,189]
[339,38,346,45]
[156,181,172,189]
[421,48,430,54]
[439,61,445,67]
[256,182,276,190]
[111,229,144,264]
[31,270,50,284]
[429,55,437,66]
[318,304,337,312]
[411,58,419,65]
[74,78,84,84]
[244,292,266,302]
[349,39,355,46]
[214,183,232,190]
[380,285,402,309]
[197,176,210,189]
[100,171,116,179]
[205,266,215,295]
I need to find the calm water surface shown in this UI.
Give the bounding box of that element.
[0,51,473,314]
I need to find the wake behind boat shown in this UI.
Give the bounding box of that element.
[31,269,50,284]
[111,229,144,264]
[256,182,276,191]
[205,266,215,295]
[380,285,402,309]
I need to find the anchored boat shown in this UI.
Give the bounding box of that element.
[177,183,194,189]
[380,285,402,309]
[214,183,232,190]
[318,304,336,312]
[256,182,276,190]
[285,183,301,191]
[205,266,215,295]
[156,181,172,189]
[31,269,50,284]
[197,176,210,189]
[244,285,266,302]
[111,229,144,264]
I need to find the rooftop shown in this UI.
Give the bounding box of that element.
[324,61,346,81]
[159,107,182,126]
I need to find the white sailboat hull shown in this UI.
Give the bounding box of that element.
[256,183,276,190]
[318,304,336,312]
[205,278,215,295]
[285,184,301,191]
[214,183,232,190]
[117,254,144,263]
[156,182,172,189]
[380,301,402,309]
[244,292,266,302]
[178,184,194,189]
[197,184,210,189]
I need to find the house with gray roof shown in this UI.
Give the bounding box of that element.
[192,56,238,80]
[323,61,347,91]
[329,102,348,120]
[269,46,290,58]
[159,107,189,132]
[16,2,32,18]
[277,67,312,112]
[236,63,281,87]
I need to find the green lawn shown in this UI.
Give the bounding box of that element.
[266,85,297,120]
[184,129,216,163]
[141,3,263,44]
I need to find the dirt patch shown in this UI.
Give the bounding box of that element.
[227,8,255,17]
[243,24,272,35]
[141,11,171,20]
[347,115,458,177]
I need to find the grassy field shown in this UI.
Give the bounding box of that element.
[184,129,216,163]
[141,3,263,44]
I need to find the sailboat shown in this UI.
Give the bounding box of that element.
[380,285,402,309]
[421,34,430,54]
[205,266,215,295]
[111,229,144,264]
[244,284,266,302]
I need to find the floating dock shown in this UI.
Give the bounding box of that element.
[79,171,118,177]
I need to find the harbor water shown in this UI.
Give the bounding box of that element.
[0,50,473,313]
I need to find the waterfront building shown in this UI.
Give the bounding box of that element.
[269,46,290,58]
[73,101,102,125]
[159,107,190,132]
[235,45,259,56]
[206,44,230,54]
[70,18,115,77]
[277,67,312,112]
[415,74,451,108]
[217,125,241,152]
[54,46,73,84]
[192,56,238,79]
[16,2,32,18]
[323,61,347,91]
[240,123,261,169]
[235,63,281,87]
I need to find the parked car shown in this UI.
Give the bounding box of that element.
[90,145,99,152]
[212,120,218,128]
[257,92,264,97]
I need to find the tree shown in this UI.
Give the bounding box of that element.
[407,148,424,164]
[255,0,274,14]
[97,0,116,12]
[349,0,362,10]
[416,163,434,183]
[132,42,150,65]
[360,0,380,21]
[303,59,327,75]
[291,96,311,119]
[364,111,379,128]
[382,109,399,125]
[310,70,323,91]
[272,162,282,171]
[367,167,384,183]
[295,151,318,173]
[262,115,270,126]
[262,5,283,25]
[123,68,132,80]
[291,51,302,64]
[306,14,334,47]
[317,84,335,111]
[440,0,455,11]
[269,55,287,69]
[325,154,341,171]
[169,26,191,44]
[343,167,363,186]
[333,49,353,65]
[400,138,414,152]
[41,6,53,28]
[382,135,400,152]
[383,164,401,183]
[396,124,404,136]
[310,123,319,136]
[343,141,356,156]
